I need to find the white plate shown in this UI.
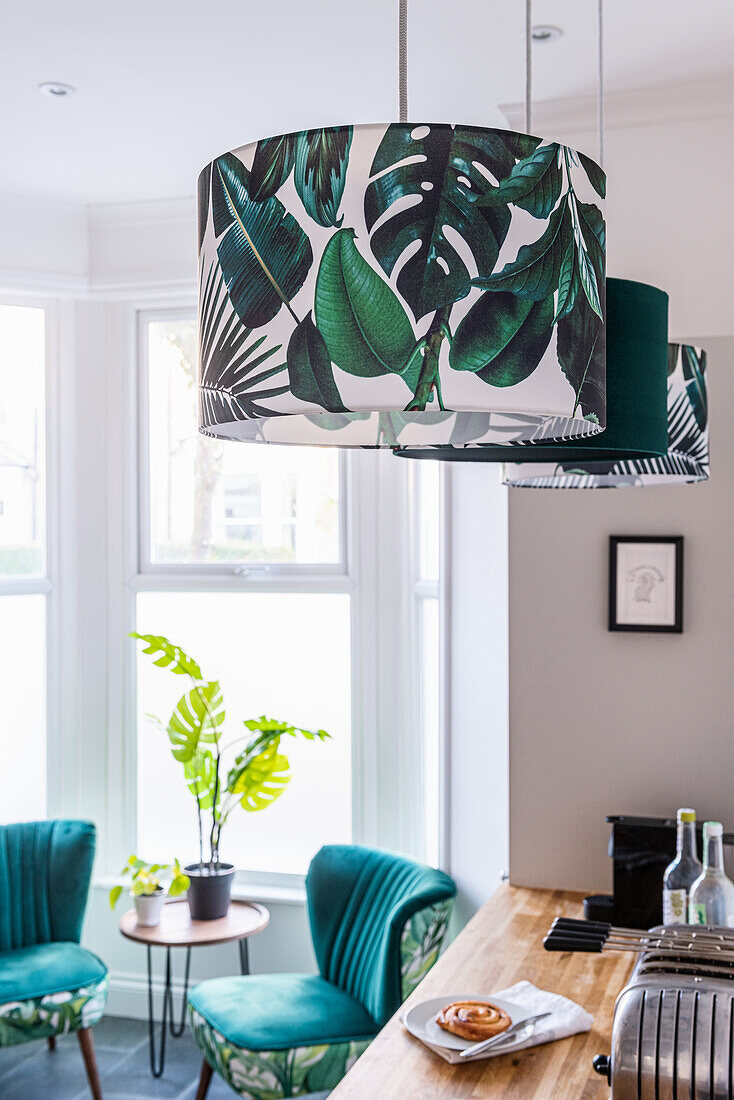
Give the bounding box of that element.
[403,994,532,1052]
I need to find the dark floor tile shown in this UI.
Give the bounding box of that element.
[180,1075,238,1099]
[179,1076,330,1100]
[98,1025,203,1100]
[88,1016,152,1052]
[0,1042,42,1082]
[0,1017,333,1099]
[0,1040,123,1100]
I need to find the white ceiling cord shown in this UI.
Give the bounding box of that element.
[525,0,533,133]
[396,0,601,159]
[597,0,605,169]
[399,0,408,123]
[525,1,603,164]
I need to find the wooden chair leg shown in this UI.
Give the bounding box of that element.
[195,1058,214,1100]
[47,1034,56,1051]
[77,1027,103,1100]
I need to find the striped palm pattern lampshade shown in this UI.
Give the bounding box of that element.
[197,125,606,448]
[503,344,708,488]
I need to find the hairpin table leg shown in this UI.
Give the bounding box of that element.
[239,937,249,975]
[146,945,193,1078]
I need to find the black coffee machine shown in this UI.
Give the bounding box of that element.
[586,815,734,929]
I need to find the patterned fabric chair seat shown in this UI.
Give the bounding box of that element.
[189,974,376,1097]
[189,844,456,1099]
[0,941,108,1047]
[0,821,108,1097]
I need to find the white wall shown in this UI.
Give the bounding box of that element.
[507,96,734,892]
[84,886,315,1018]
[520,83,734,343]
[509,337,734,893]
[0,193,87,295]
[448,465,509,925]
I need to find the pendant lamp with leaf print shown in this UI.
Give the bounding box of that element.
[196,5,607,449]
[503,344,709,488]
[395,277,670,464]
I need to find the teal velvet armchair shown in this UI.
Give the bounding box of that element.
[0,820,108,1099]
[188,844,456,1099]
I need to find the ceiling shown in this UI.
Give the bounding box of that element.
[3,0,734,205]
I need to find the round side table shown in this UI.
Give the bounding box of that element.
[119,899,269,1078]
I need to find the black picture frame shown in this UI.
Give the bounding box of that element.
[609,536,684,633]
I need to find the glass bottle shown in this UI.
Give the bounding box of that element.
[689,821,734,927]
[662,808,702,924]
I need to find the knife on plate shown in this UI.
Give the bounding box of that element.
[458,1011,552,1059]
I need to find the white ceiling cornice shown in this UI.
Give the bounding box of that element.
[85,196,196,230]
[503,77,734,139]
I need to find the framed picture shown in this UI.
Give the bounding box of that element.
[609,536,684,633]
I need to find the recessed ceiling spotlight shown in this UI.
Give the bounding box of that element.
[532,25,563,43]
[38,81,76,98]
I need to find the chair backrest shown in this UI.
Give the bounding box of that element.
[0,820,97,952]
[306,845,456,1027]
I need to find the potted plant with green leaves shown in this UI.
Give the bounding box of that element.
[132,633,329,920]
[109,856,190,927]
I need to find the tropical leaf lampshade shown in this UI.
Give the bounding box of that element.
[197,124,607,448]
[395,278,669,463]
[503,343,709,488]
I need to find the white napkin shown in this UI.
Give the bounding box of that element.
[403,980,594,1064]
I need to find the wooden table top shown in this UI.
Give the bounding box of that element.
[331,884,634,1099]
[119,899,269,947]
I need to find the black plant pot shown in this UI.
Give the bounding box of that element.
[185,863,235,920]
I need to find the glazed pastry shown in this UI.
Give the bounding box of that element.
[436,1000,512,1041]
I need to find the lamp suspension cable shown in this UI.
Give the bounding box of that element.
[399,0,408,123]
[598,0,604,167]
[525,0,532,133]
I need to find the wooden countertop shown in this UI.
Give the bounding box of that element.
[330,884,634,1099]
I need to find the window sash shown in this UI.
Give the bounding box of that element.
[0,295,56,824]
[0,296,52,593]
[136,307,349,578]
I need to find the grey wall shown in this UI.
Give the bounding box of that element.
[509,337,734,893]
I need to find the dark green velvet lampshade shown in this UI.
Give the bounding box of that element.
[395,278,669,463]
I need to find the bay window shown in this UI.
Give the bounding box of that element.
[0,294,444,880]
[0,302,49,823]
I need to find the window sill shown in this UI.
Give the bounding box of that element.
[232,882,306,906]
[93,875,306,907]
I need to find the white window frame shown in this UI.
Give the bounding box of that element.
[136,306,349,580]
[102,299,444,895]
[408,462,451,871]
[0,294,59,821]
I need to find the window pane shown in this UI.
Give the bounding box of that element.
[145,319,340,565]
[420,597,440,866]
[136,591,351,875]
[0,595,46,821]
[0,305,45,577]
[417,461,439,582]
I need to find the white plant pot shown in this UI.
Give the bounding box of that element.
[133,890,165,927]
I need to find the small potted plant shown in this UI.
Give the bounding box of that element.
[109,856,190,927]
[133,634,329,920]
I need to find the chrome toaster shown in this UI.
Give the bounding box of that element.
[544,918,734,1098]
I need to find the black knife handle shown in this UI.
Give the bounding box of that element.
[552,917,612,934]
[543,933,604,953]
